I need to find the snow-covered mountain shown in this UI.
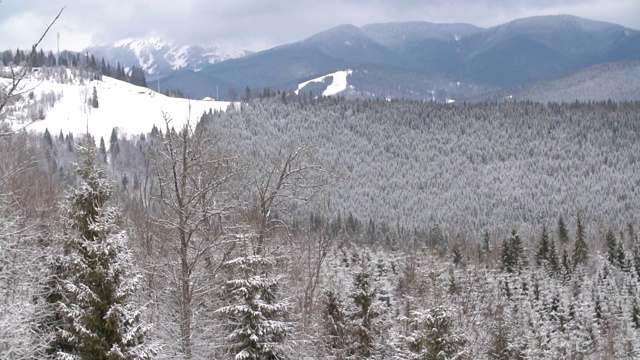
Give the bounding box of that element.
[84,38,251,78]
[4,69,233,143]
[186,15,640,101]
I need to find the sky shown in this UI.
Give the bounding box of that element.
[1,0,639,53]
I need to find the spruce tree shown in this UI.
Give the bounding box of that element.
[51,139,151,359]
[606,229,618,267]
[43,128,53,147]
[452,235,463,266]
[572,214,589,268]
[561,249,572,279]
[109,128,120,162]
[536,226,551,268]
[481,230,491,255]
[501,230,526,273]
[558,215,570,245]
[99,136,107,163]
[91,86,99,108]
[217,241,289,360]
[633,230,640,282]
[547,239,560,276]
[348,256,384,358]
[322,289,348,358]
[406,306,467,360]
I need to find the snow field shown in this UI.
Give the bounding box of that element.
[22,75,232,147]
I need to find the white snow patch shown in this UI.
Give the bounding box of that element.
[10,75,232,147]
[295,69,353,97]
[138,54,155,72]
[166,45,191,70]
[113,38,135,48]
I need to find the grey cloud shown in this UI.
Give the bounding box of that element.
[1,0,638,52]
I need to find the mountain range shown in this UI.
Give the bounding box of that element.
[85,38,252,80]
[85,15,640,101]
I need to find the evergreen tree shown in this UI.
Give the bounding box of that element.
[561,249,572,279]
[632,296,640,330]
[406,306,467,360]
[452,234,463,266]
[615,233,626,269]
[536,226,551,268]
[91,86,99,108]
[348,257,384,358]
[322,289,349,358]
[217,241,289,360]
[501,230,526,273]
[558,216,570,246]
[39,256,75,358]
[99,136,107,163]
[547,238,560,276]
[50,140,151,359]
[606,229,618,267]
[43,128,53,147]
[633,228,640,282]
[109,128,120,162]
[481,230,491,254]
[572,214,589,268]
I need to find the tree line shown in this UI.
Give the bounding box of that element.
[2,47,147,87]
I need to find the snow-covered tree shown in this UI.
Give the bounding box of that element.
[346,254,385,358]
[557,216,570,246]
[51,139,151,359]
[501,230,526,273]
[217,235,290,360]
[321,288,349,359]
[573,214,589,268]
[406,305,467,360]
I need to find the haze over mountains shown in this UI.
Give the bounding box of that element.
[85,15,640,102]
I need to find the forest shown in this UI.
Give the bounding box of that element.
[2,56,640,359]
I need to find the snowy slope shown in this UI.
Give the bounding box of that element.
[295,69,353,96]
[7,73,232,145]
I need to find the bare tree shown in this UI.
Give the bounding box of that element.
[246,144,334,342]
[149,113,237,358]
[251,144,330,254]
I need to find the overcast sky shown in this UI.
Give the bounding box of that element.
[1,0,639,53]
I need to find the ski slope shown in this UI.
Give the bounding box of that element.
[295,69,353,96]
[8,73,232,145]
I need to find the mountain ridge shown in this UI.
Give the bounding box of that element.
[86,15,640,101]
[85,38,252,79]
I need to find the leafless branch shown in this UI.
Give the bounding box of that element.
[0,7,65,136]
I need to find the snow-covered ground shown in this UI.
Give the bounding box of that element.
[6,73,232,145]
[295,69,353,96]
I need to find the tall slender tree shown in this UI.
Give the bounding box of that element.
[572,214,589,268]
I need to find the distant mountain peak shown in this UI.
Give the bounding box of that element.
[112,37,170,52]
[85,38,252,76]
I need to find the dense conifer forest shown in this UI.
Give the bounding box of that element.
[2,62,640,358]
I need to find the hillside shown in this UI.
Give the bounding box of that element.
[3,69,232,144]
[196,98,640,238]
[475,61,640,102]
